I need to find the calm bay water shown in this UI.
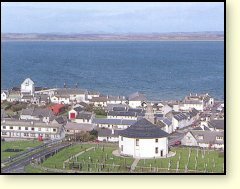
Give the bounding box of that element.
[1,41,224,100]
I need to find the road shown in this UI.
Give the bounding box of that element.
[1,142,71,173]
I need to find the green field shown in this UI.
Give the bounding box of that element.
[95,114,107,118]
[25,164,47,173]
[41,144,93,169]
[135,147,224,173]
[25,144,224,173]
[1,140,42,161]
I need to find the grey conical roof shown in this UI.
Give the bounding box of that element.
[119,118,168,139]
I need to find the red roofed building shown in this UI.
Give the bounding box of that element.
[49,104,66,115]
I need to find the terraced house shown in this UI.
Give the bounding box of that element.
[1,119,65,140]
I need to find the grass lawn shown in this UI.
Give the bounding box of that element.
[30,143,133,173]
[25,164,47,173]
[41,144,94,169]
[95,115,107,118]
[135,147,224,173]
[1,140,42,161]
[68,145,134,172]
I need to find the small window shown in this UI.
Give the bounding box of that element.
[121,145,123,152]
[155,147,159,154]
[31,127,34,131]
[2,126,6,129]
[10,126,13,130]
[25,127,28,130]
[216,136,223,140]
[53,129,56,132]
[155,139,158,143]
[121,136,123,141]
[136,139,139,146]
[18,127,21,130]
[2,132,7,135]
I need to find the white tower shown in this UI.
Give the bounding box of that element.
[21,78,35,95]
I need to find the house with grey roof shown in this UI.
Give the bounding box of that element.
[20,107,56,123]
[180,93,214,111]
[156,118,173,134]
[65,122,95,136]
[89,96,108,107]
[172,108,199,131]
[1,118,65,140]
[106,95,127,105]
[105,103,129,112]
[6,91,21,102]
[151,101,173,115]
[69,111,94,124]
[181,130,224,149]
[127,92,147,108]
[93,118,136,129]
[97,128,120,142]
[31,94,50,106]
[208,119,224,131]
[107,111,144,120]
[50,88,88,104]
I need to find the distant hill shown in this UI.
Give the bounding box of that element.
[1,32,224,41]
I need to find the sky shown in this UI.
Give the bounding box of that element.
[1,2,224,34]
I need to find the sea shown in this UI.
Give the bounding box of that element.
[1,41,224,101]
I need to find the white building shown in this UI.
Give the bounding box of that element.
[106,96,127,105]
[172,108,199,131]
[157,118,173,134]
[119,118,169,158]
[97,128,120,142]
[107,111,142,120]
[1,119,65,140]
[50,95,71,104]
[180,93,214,111]
[21,78,35,95]
[1,90,9,101]
[89,96,107,107]
[181,130,224,149]
[93,118,136,130]
[65,122,95,136]
[20,107,55,123]
[128,92,147,108]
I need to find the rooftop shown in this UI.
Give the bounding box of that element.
[119,118,168,139]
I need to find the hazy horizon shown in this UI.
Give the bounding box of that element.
[1,2,224,34]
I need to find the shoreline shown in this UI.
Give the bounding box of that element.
[1,39,224,42]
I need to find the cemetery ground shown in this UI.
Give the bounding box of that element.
[1,140,42,161]
[25,143,224,173]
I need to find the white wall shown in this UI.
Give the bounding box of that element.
[1,92,7,101]
[128,101,142,108]
[98,136,118,142]
[181,132,198,146]
[119,137,168,158]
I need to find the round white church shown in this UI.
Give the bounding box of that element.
[119,118,169,159]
